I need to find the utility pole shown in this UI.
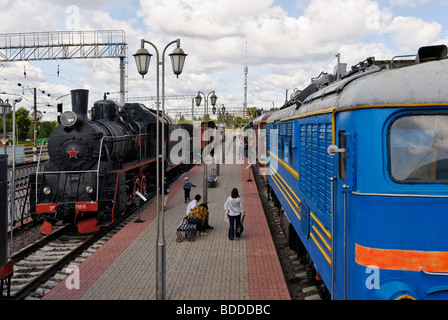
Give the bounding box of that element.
[243,38,248,119]
[33,88,37,161]
[119,57,126,105]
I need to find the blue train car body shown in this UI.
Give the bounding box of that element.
[264,45,448,300]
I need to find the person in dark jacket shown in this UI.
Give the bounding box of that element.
[183,177,196,203]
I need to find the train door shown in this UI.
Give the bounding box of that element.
[328,129,357,300]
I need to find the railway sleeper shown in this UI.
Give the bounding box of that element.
[281,209,330,300]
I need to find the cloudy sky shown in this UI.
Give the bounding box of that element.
[0,0,447,120]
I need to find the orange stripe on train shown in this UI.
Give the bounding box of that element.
[355,244,448,273]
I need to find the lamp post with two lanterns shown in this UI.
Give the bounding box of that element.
[195,91,217,204]
[212,104,225,176]
[133,38,187,300]
[212,104,226,120]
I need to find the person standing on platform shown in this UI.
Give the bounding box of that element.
[183,177,196,203]
[224,188,245,240]
[238,142,244,161]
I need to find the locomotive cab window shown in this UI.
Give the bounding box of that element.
[389,114,448,183]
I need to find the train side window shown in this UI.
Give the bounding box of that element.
[338,131,347,181]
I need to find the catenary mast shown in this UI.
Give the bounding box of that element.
[243,38,248,118]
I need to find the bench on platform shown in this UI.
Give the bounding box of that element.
[207,168,218,187]
[176,217,197,242]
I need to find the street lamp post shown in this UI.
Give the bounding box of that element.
[195,91,217,204]
[133,39,187,300]
[191,97,195,126]
[212,104,225,176]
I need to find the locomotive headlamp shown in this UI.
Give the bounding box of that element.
[85,185,94,194]
[43,187,51,195]
[61,111,78,127]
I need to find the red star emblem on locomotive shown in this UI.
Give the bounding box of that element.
[67,147,80,159]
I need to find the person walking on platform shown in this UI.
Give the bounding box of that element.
[224,188,245,240]
[186,194,201,216]
[183,177,196,203]
[238,142,244,161]
[163,177,169,208]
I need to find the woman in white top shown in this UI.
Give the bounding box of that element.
[224,188,245,240]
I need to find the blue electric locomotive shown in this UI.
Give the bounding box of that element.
[264,44,448,300]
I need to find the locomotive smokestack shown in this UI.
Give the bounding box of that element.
[71,89,89,121]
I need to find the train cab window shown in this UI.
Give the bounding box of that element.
[338,131,347,181]
[389,114,448,183]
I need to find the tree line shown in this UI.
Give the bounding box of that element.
[0,107,57,142]
[176,107,264,125]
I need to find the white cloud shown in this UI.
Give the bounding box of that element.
[0,0,446,113]
[385,16,442,51]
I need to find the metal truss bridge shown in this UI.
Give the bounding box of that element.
[0,30,126,61]
[0,30,127,104]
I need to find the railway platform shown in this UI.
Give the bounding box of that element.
[41,160,290,301]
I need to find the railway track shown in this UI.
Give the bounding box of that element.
[6,163,317,300]
[8,202,148,300]
[6,164,194,300]
[253,165,322,300]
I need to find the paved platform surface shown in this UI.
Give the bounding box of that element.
[42,160,290,300]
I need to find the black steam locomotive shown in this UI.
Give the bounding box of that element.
[30,89,193,234]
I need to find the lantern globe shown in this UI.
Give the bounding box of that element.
[133,47,152,77]
[195,94,202,107]
[169,47,187,78]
